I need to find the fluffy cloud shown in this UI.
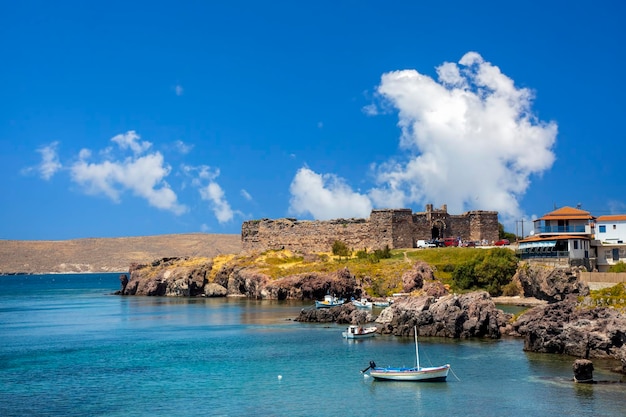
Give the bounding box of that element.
[182,164,235,224]
[199,181,234,223]
[290,52,557,224]
[36,141,62,180]
[289,167,372,220]
[69,131,187,215]
[370,52,557,223]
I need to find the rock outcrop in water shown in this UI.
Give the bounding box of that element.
[509,295,626,365]
[375,291,512,338]
[122,258,214,296]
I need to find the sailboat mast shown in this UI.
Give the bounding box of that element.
[414,326,420,369]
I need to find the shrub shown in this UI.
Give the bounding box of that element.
[608,262,626,273]
[452,248,518,296]
[373,245,392,260]
[332,240,350,257]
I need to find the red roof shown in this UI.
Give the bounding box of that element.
[537,206,595,221]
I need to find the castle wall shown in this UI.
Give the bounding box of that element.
[241,206,500,253]
[241,217,375,253]
[468,211,499,243]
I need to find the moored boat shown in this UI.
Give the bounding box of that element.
[363,326,450,382]
[342,325,377,339]
[352,298,373,309]
[315,294,345,308]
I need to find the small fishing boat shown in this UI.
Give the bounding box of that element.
[342,325,377,339]
[362,326,450,382]
[373,300,391,307]
[315,294,345,309]
[352,298,373,309]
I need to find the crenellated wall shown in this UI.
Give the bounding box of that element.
[241,205,499,253]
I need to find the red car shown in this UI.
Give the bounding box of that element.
[494,239,510,246]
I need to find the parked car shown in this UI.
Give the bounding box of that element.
[494,239,510,246]
[416,239,436,248]
[443,237,459,247]
[462,241,476,247]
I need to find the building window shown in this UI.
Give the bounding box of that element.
[599,225,606,233]
[573,240,579,250]
[613,225,617,230]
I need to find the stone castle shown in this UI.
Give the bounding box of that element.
[241,204,499,253]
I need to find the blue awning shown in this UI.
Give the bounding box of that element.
[519,241,557,249]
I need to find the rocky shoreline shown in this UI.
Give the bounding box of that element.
[116,256,626,374]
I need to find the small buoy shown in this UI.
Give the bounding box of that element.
[363,373,370,379]
[277,375,282,380]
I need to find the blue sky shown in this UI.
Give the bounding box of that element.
[2,1,625,240]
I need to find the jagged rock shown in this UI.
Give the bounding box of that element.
[376,291,511,339]
[264,267,360,301]
[117,273,129,295]
[514,264,589,303]
[204,283,227,297]
[573,359,594,383]
[401,261,434,293]
[123,257,212,296]
[510,295,626,361]
[295,303,373,324]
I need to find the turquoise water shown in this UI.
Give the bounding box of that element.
[1,274,624,416]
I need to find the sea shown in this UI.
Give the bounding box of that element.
[0,273,624,417]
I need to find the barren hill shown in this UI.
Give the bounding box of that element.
[0,233,241,274]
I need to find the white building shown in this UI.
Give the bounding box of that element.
[593,215,626,271]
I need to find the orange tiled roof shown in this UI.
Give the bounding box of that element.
[519,234,590,243]
[596,214,626,222]
[537,206,595,221]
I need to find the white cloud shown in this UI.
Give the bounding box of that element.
[289,167,372,220]
[175,84,184,96]
[241,189,252,201]
[200,181,234,223]
[174,140,193,154]
[35,141,62,180]
[288,52,557,225]
[182,164,235,223]
[111,131,152,155]
[69,131,187,215]
[367,51,557,224]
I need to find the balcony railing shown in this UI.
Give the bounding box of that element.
[534,225,587,234]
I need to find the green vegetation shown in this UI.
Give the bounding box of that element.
[608,262,626,273]
[451,248,519,296]
[499,222,517,242]
[584,283,626,309]
[212,245,520,297]
[332,240,351,257]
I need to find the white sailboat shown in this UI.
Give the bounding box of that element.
[363,326,450,382]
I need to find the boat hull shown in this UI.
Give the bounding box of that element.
[369,364,450,382]
[342,326,377,339]
[315,300,344,308]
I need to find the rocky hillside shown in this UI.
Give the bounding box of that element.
[0,234,241,274]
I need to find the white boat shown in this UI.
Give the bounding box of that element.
[352,298,373,309]
[373,300,391,307]
[315,294,345,308]
[363,326,450,382]
[342,325,377,339]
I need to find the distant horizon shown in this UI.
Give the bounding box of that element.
[2,1,625,240]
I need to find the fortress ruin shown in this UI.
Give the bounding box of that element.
[241,204,499,253]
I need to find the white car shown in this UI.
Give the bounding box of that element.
[416,240,436,248]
